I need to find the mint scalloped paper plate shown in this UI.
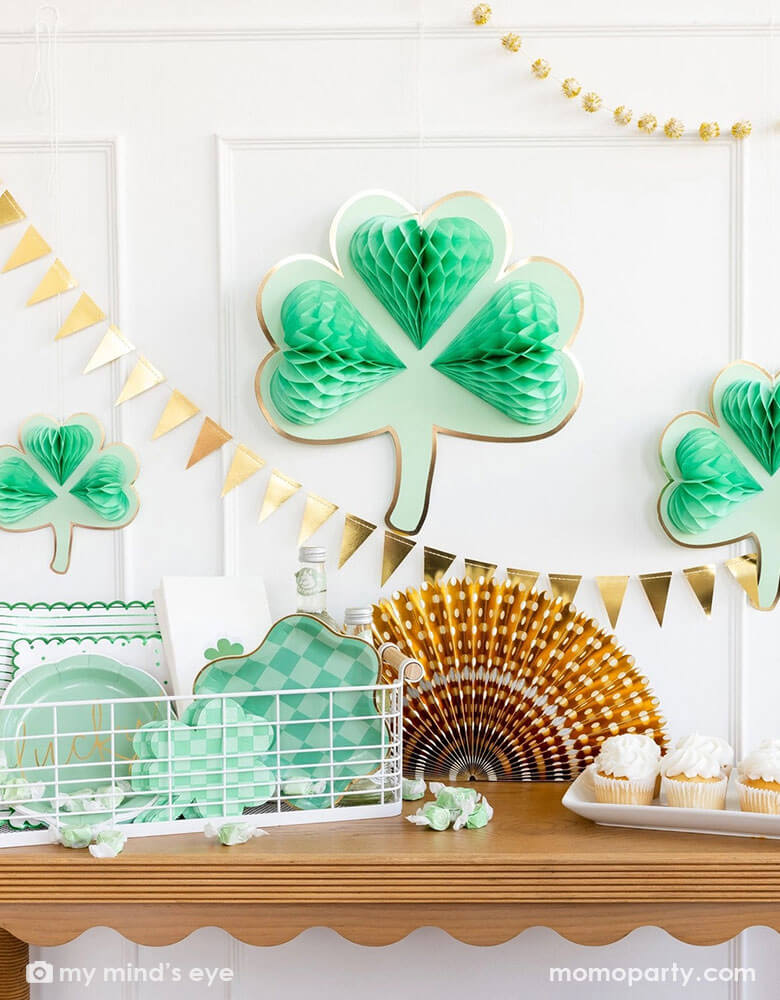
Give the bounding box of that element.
[193,614,386,810]
[0,655,168,828]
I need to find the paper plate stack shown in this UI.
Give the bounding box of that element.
[373,577,667,781]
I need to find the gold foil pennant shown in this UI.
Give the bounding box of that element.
[725,553,760,609]
[115,356,165,405]
[639,570,673,626]
[56,292,106,340]
[464,557,497,581]
[26,258,77,305]
[683,564,716,617]
[338,514,376,568]
[423,545,457,584]
[186,417,232,469]
[595,575,630,629]
[549,572,582,606]
[258,469,301,523]
[83,325,134,373]
[298,493,339,545]
[0,189,25,227]
[381,530,416,586]
[221,444,265,496]
[152,390,200,439]
[506,567,540,591]
[2,225,50,272]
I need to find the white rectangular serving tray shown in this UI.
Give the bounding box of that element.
[563,767,780,840]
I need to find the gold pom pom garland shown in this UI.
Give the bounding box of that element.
[471,3,492,25]
[561,77,581,99]
[531,58,551,80]
[699,121,720,142]
[731,120,752,139]
[637,113,658,135]
[501,31,522,52]
[582,91,602,113]
[663,117,685,139]
[613,105,632,126]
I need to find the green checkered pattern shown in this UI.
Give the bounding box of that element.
[195,615,387,809]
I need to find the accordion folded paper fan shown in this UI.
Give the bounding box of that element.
[659,361,780,610]
[255,190,584,535]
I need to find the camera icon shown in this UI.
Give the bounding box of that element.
[26,961,54,984]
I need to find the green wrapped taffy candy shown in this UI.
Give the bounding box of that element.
[466,796,493,829]
[406,801,451,831]
[203,821,268,846]
[58,825,94,849]
[89,829,127,858]
[402,777,426,801]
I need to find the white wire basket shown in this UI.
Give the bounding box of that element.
[0,672,408,848]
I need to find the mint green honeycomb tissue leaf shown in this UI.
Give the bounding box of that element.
[659,362,780,609]
[256,191,583,534]
[0,414,139,573]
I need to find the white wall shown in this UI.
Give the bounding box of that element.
[0,0,778,996]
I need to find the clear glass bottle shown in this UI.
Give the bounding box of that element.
[295,547,339,630]
[343,607,374,644]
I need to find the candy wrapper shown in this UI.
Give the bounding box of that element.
[2,776,46,804]
[203,821,268,846]
[406,802,451,831]
[57,825,94,849]
[281,778,327,798]
[89,829,127,858]
[402,777,426,801]
[406,784,494,832]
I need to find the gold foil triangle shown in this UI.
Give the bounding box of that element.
[258,469,301,523]
[682,564,716,617]
[115,355,165,405]
[0,189,25,227]
[381,530,416,586]
[423,545,457,584]
[152,390,200,439]
[186,417,232,469]
[338,514,376,568]
[595,575,630,629]
[506,567,540,591]
[464,557,497,582]
[56,292,106,340]
[221,444,265,496]
[549,573,582,606]
[83,325,134,373]
[639,571,673,626]
[725,553,760,609]
[26,258,77,305]
[2,225,50,272]
[298,493,339,545]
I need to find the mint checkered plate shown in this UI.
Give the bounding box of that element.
[193,614,387,809]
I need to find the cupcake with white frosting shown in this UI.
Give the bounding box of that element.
[660,734,732,810]
[592,734,661,805]
[737,740,780,814]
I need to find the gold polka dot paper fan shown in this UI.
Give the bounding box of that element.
[373,576,667,781]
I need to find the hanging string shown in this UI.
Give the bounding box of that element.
[415,0,425,210]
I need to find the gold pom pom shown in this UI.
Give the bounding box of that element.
[501,32,522,52]
[531,58,551,80]
[663,118,685,139]
[561,77,581,99]
[613,105,632,126]
[731,120,752,140]
[699,121,720,142]
[637,113,657,135]
[472,4,492,25]
[582,92,602,113]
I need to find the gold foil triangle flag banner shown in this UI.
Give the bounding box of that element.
[298,493,339,545]
[381,530,416,586]
[258,469,301,523]
[639,570,673,626]
[0,189,25,227]
[725,553,760,609]
[549,573,582,606]
[115,355,165,405]
[186,417,232,469]
[83,325,134,373]
[595,575,630,629]
[2,225,50,272]
[221,444,265,496]
[423,545,457,584]
[506,567,540,591]
[338,514,376,568]
[153,390,200,439]
[683,564,716,617]
[56,292,106,340]
[464,557,497,581]
[26,258,77,305]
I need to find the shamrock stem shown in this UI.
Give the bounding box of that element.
[50,522,74,574]
[386,426,437,535]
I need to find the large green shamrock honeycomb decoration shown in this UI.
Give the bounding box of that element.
[659,362,780,610]
[256,191,584,534]
[0,413,139,573]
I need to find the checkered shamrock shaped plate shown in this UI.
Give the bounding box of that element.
[130,697,276,818]
[193,614,386,810]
